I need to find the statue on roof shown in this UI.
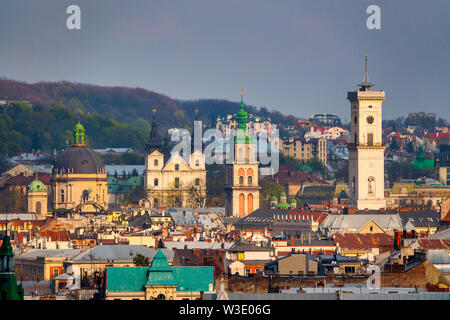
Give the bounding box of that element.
[73,121,86,145]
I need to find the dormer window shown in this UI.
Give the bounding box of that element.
[175,164,179,171]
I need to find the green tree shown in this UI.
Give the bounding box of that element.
[31,132,42,151]
[122,185,147,205]
[304,158,326,175]
[133,254,150,267]
[260,181,284,208]
[389,139,398,152]
[405,140,414,153]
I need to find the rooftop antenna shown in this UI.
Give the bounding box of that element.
[358,54,374,91]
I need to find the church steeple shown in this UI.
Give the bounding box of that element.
[237,88,248,131]
[0,235,24,300]
[358,54,374,91]
[145,108,163,154]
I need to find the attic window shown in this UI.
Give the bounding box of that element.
[175,164,180,171]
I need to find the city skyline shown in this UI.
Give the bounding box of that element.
[0,0,449,122]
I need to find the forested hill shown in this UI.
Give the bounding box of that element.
[0,79,300,156]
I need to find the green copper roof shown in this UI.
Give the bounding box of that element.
[0,235,23,300]
[412,145,434,170]
[173,266,214,292]
[27,177,46,192]
[106,267,149,292]
[149,250,172,272]
[106,250,215,293]
[290,198,297,203]
[270,195,278,201]
[237,91,248,131]
[0,235,13,256]
[280,191,286,197]
[146,250,177,286]
[276,202,290,209]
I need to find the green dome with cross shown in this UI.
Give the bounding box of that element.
[27,176,46,192]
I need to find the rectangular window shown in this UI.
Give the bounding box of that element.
[367,133,373,146]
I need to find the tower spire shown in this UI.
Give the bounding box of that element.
[145,108,163,154]
[237,88,247,131]
[358,54,374,91]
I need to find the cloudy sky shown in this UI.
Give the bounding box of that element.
[0,0,449,121]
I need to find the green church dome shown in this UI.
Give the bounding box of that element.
[276,203,290,209]
[28,177,46,192]
[270,195,278,201]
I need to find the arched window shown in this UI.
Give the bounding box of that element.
[248,176,253,185]
[175,177,180,188]
[195,160,200,167]
[354,115,357,124]
[175,164,179,171]
[154,178,158,186]
[239,176,244,185]
[195,178,200,186]
[61,190,65,203]
[154,159,158,166]
[36,201,41,215]
[157,294,166,300]
[239,194,245,217]
[354,133,357,144]
[248,194,253,214]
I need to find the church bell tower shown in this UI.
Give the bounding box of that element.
[348,55,386,210]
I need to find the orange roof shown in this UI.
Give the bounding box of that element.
[442,210,450,222]
[289,211,328,224]
[333,233,394,250]
[417,239,450,249]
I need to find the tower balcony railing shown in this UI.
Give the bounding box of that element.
[347,142,385,148]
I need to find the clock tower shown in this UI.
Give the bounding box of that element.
[348,55,386,210]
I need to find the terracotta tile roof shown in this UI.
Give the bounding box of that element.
[288,211,328,224]
[417,239,450,249]
[40,229,70,242]
[442,210,450,222]
[0,173,51,188]
[275,169,324,184]
[333,233,394,250]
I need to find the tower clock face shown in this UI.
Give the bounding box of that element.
[366,116,374,124]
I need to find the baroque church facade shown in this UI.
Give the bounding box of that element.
[143,109,207,208]
[51,122,108,214]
